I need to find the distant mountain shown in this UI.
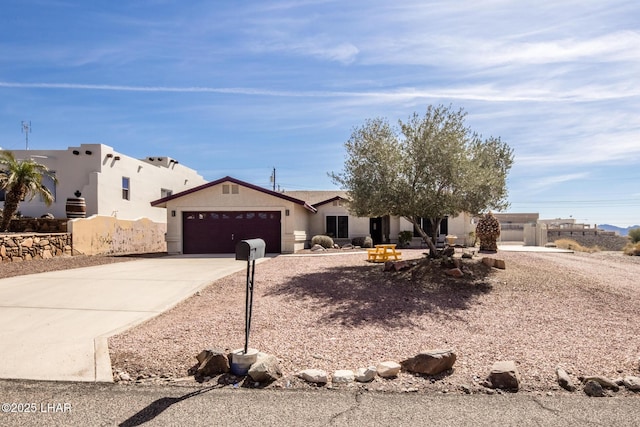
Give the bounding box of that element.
[598,224,640,236]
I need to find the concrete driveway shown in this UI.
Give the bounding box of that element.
[0,255,260,382]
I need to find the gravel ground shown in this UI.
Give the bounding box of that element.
[3,249,639,394]
[106,249,640,395]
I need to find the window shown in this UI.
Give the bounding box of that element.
[223,184,239,194]
[161,188,172,198]
[326,215,348,238]
[413,217,448,237]
[122,177,130,200]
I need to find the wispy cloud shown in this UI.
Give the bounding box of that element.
[521,172,590,194]
[2,81,637,103]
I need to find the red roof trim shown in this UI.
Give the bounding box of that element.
[312,195,347,208]
[150,176,318,212]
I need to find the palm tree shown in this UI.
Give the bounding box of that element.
[0,151,57,231]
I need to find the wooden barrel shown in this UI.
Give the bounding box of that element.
[65,197,86,219]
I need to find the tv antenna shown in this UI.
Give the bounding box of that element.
[21,121,31,150]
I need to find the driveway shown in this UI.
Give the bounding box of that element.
[0,255,259,382]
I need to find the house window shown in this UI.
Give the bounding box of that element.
[326,215,348,238]
[222,184,239,194]
[161,188,172,198]
[414,216,448,237]
[122,177,130,200]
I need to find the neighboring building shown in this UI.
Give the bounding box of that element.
[151,176,476,254]
[493,212,547,246]
[0,144,207,223]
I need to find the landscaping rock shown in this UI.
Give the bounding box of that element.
[556,367,576,392]
[462,251,474,259]
[332,369,355,384]
[493,259,506,269]
[488,361,521,391]
[401,350,457,376]
[377,361,401,378]
[623,376,640,391]
[583,376,619,391]
[195,349,230,377]
[445,268,464,278]
[584,380,605,397]
[355,367,377,383]
[482,257,495,267]
[248,352,282,383]
[310,244,325,252]
[298,369,328,384]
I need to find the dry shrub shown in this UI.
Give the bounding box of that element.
[623,242,640,256]
[554,238,601,253]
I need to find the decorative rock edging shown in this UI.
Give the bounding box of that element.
[0,233,72,262]
[114,347,640,397]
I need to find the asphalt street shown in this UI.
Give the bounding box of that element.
[1,380,639,426]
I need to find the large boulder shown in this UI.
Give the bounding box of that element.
[248,352,282,383]
[355,367,377,383]
[488,361,521,391]
[195,349,230,377]
[556,367,576,392]
[623,376,640,391]
[298,369,328,384]
[332,370,355,384]
[401,350,457,376]
[377,361,401,378]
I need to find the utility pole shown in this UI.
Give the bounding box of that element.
[270,167,276,191]
[21,121,31,150]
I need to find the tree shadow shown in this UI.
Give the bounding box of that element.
[265,258,494,328]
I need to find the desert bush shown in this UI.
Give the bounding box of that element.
[554,238,601,253]
[311,234,334,248]
[623,242,640,256]
[351,236,373,248]
[628,228,640,244]
[398,231,413,247]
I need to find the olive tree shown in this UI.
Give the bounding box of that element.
[330,105,514,255]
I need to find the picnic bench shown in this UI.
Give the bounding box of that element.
[367,244,402,262]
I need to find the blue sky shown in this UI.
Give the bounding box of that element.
[1,1,639,227]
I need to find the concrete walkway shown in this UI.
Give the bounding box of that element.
[0,255,261,383]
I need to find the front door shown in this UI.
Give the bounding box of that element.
[369,217,383,245]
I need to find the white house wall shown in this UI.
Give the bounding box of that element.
[2,144,206,223]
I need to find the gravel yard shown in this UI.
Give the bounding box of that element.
[3,248,638,394]
[104,249,640,394]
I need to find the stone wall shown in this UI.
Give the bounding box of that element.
[0,233,72,262]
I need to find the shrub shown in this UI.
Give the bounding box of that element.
[623,242,640,256]
[554,238,601,253]
[351,236,373,248]
[628,227,640,244]
[311,235,334,248]
[398,231,413,247]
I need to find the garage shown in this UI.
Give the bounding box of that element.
[182,210,281,254]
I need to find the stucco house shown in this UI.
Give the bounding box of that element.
[0,143,207,223]
[151,176,476,254]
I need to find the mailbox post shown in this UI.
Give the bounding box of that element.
[235,238,266,355]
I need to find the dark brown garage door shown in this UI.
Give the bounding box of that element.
[182,211,281,254]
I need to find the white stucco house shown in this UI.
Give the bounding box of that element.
[0,143,207,223]
[151,176,476,254]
